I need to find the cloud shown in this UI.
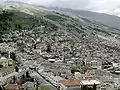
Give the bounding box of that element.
[50,0,120,16]
[86,0,120,16]
[2,0,120,16]
[51,0,90,9]
[5,0,57,5]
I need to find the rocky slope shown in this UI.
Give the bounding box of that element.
[0,1,120,64]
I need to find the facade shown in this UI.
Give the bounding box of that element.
[90,60,102,70]
[0,67,16,85]
[59,79,82,90]
[75,72,83,80]
[0,57,13,68]
[81,80,101,90]
[84,70,93,80]
[71,58,83,69]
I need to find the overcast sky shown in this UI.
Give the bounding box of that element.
[3,0,120,16]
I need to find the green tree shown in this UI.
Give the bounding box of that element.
[0,10,13,33]
[26,71,30,78]
[82,85,88,90]
[71,68,76,75]
[15,66,19,72]
[93,83,96,90]
[15,24,22,30]
[0,10,13,41]
[0,65,3,68]
[13,76,16,84]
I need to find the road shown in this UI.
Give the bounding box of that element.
[36,71,58,90]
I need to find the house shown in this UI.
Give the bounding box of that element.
[0,67,17,85]
[4,84,20,90]
[84,70,93,80]
[74,72,83,80]
[0,57,13,68]
[49,59,56,63]
[22,81,36,90]
[72,57,83,69]
[81,80,101,90]
[112,62,120,68]
[90,60,102,70]
[59,79,82,90]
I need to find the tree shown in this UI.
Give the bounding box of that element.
[15,66,19,72]
[0,86,4,90]
[13,76,16,84]
[26,71,30,78]
[0,10,13,36]
[36,80,39,90]
[15,24,22,30]
[71,68,76,75]
[10,52,16,61]
[34,43,37,49]
[81,85,88,90]
[0,65,3,68]
[20,75,25,85]
[46,43,51,53]
[93,83,96,90]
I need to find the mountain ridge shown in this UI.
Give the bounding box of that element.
[0,1,120,64]
[48,7,120,29]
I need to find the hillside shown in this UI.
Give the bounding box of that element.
[49,7,120,29]
[0,1,120,64]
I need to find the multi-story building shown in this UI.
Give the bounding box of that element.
[90,60,102,70]
[81,80,101,90]
[59,79,82,90]
[0,57,14,68]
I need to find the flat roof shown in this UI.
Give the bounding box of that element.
[48,59,55,61]
[81,80,100,85]
[60,79,82,87]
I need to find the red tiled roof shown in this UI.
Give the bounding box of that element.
[5,84,19,90]
[60,79,82,87]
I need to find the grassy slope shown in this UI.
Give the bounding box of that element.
[8,10,41,31]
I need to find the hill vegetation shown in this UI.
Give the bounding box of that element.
[0,2,120,66]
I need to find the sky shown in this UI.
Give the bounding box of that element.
[3,0,120,16]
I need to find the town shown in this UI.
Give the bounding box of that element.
[0,35,120,90]
[0,1,120,90]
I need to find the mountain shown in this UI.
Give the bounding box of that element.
[48,7,120,29]
[0,1,120,64]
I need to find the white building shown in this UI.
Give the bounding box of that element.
[81,80,101,90]
[90,60,102,70]
[75,72,83,80]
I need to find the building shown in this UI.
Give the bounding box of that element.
[48,59,56,63]
[0,67,17,85]
[59,79,82,90]
[90,60,102,70]
[84,70,93,80]
[22,81,36,90]
[74,72,83,80]
[81,80,101,90]
[4,84,20,90]
[0,57,13,68]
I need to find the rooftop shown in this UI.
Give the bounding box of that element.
[60,79,82,87]
[81,80,100,85]
[5,84,20,90]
